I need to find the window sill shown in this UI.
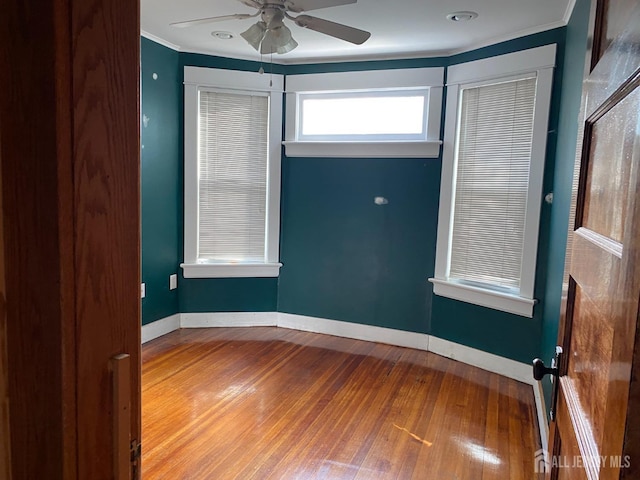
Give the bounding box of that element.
[181,262,283,279]
[428,278,536,318]
[282,140,442,158]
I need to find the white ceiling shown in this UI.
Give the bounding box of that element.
[141,0,574,64]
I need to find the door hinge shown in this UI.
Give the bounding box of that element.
[131,440,141,480]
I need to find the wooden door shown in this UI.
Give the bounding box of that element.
[0,129,10,480]
[0,0,141,479]
[548,0,640,479]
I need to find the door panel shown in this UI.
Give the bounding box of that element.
[567,284,614,450]
[582,88,638,242]
[72,1,141,478]
[0,0,141,478]
[592,0,638,66]
[550,0,640,479]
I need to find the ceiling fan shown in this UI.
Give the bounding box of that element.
[170,0,371,55]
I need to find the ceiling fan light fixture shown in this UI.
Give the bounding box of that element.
[240,21,267,50]
[277,36,298,54]
[260,25,298,54]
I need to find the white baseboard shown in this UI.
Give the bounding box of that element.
[180,311,278,328]
[277,312,430,351]
[427,336,534,385]
[141,314,181,344]
[141,311,535,390]
[533,380,549,452]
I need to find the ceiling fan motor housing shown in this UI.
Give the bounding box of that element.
[261,6,286,28]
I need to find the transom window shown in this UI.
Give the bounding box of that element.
[284,67,444,158]
[298,89,429,141]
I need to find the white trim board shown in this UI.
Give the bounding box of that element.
[141,313,181,344]
[277,313,429,351]
[142,311,534,383]
[141,30,180,51]
[533,380,549,453]
[180,311,278,328]
[427,336,533,385]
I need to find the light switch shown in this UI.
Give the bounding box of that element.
[141,283,146,299]
[170,274,178,290]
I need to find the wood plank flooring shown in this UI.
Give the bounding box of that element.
[142,327,541,479]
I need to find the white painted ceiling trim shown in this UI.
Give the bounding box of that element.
[563,0,578,24]
[141,30,181,51]
[444,20,567,58]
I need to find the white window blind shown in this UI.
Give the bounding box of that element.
[198,90,269,262]
[449,76,537,292]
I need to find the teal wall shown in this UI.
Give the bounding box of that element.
[141,37,181,325]
[278,157,440,332]
[180,278,278,312]
[140,21,588,373]
[540,0,591,412]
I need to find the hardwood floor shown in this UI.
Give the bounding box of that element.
[142,327,540,479]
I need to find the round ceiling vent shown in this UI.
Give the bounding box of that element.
[212,31,234,40]
[446,11,478,22]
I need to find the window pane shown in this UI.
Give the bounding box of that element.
[198,90,268,262]
[449,77,536,291]
[300,93,425,138]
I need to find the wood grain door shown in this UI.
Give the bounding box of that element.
[548,1,640,479]
[0,131,10,480]
[0,0,141,479]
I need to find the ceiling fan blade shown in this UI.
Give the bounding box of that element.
[236,0,263,8]
[170,13,255,28]
[285,0,356,13]
[293,14,370,44]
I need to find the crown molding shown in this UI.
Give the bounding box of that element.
[141,30,181,51]
[563,0,577,24]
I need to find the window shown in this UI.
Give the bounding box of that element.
[430,45,556,317]
[182,67,283,278]
[298,90,429,141]
[284,68,444,158]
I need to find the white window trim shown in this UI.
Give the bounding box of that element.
[181,66,284,278]
[284,67,444,158]
[429,44,557,318]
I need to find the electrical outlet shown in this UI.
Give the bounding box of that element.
[170,274,178,290]
[141,283,146,299]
